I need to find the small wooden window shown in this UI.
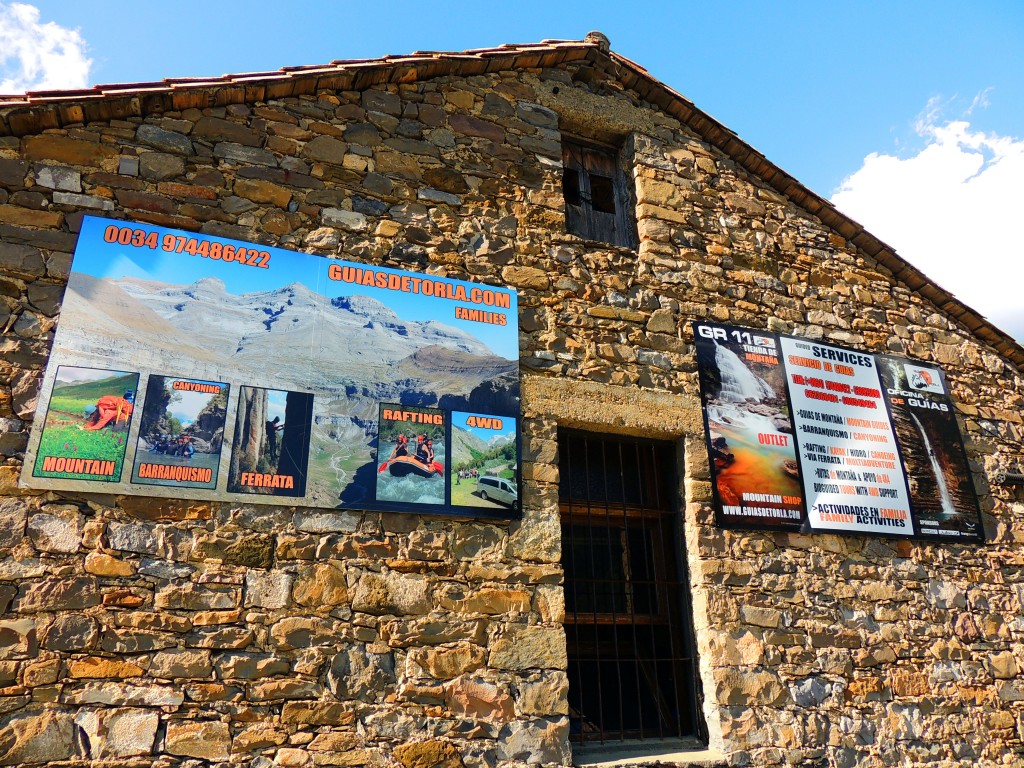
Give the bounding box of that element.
[562,138,637,248]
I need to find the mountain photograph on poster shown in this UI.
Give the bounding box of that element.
[53,228,517,508]
[450,412,518,512]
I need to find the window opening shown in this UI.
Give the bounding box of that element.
[559,429,703,745]
[562,138,637,248]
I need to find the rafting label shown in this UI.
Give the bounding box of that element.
[693,322,983,541]
[21,217,521,519]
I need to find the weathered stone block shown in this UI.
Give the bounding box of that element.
[83,551,135,577]
[270,616,336,650]
[213,142,277,166]
[351,570,429,615]
[293,509,359,533]
[149,649,212,679]
[34,165,80,191]
[328,645,395,700]
[0,710,77,764]
[517,672,569,716]
[136,124,194,155]
[394,740,463,768]
[293,562,349,607]
[0,619,36,660]
[64,682,184,707]
[66,657,143,679]
[43,613,98,652]
[449,114,505,143]
[445,677,514,721]
[244,569,293,609]
[139,152,185,180]
[165,720,230,760]
[302,135,349,164]
[234,177,291,208]
[16,577,100,612]
[27,510,82,553]
[490,626,566,671]
[0,499,27,549]
[23,134,119,170]
[214,652,290,679]
[155,583,238,611]
[280,702,354,726]
[193,116,260,146]
[407,644,487,680]
[496,719,569,765]
[75,708,158,758]
[322,207,367,231]
[0,205,62,228]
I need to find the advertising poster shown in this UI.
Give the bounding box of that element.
[779,336,914,537]
[694,321,982,542]
[450,411,520,514]
[227,387,314,497]
[375,404,446,506]
[692,322,805,531]
[876,357,983,541]
[21,216,521,518]
[31,365,138,482]
[131,376,228,490]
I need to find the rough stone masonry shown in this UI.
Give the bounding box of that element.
[0,36,1023,768]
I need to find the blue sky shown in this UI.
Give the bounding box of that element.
[6,1,1023,341]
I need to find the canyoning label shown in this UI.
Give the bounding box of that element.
[693,322,805,531]
[693,322,982,541]
[21,217,521,518]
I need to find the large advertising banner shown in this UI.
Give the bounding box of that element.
[22,217,521,519]
[693,323,805,531]
[778,336,913,537]
[693,321,984,542]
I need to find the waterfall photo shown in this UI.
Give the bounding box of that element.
[876,357,982,540]
[693,323,805,531]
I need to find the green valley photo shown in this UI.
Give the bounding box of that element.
[32,366,139,482]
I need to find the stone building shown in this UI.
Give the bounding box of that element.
[0,31,1023,768]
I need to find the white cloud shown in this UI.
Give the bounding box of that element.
[831,111,1024,344]
[0,3,91,93]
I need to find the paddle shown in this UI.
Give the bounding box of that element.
[378,461,389,473]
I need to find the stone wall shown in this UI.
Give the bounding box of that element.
[0,51,1022,768]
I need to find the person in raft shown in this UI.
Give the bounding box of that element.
[422,439,435,467]
[83,391,134,431]
[385,433,410,463]
[414,434,428,464]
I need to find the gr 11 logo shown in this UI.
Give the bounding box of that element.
[697,325,727,340]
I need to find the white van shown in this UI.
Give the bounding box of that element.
[477,475,519,511]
